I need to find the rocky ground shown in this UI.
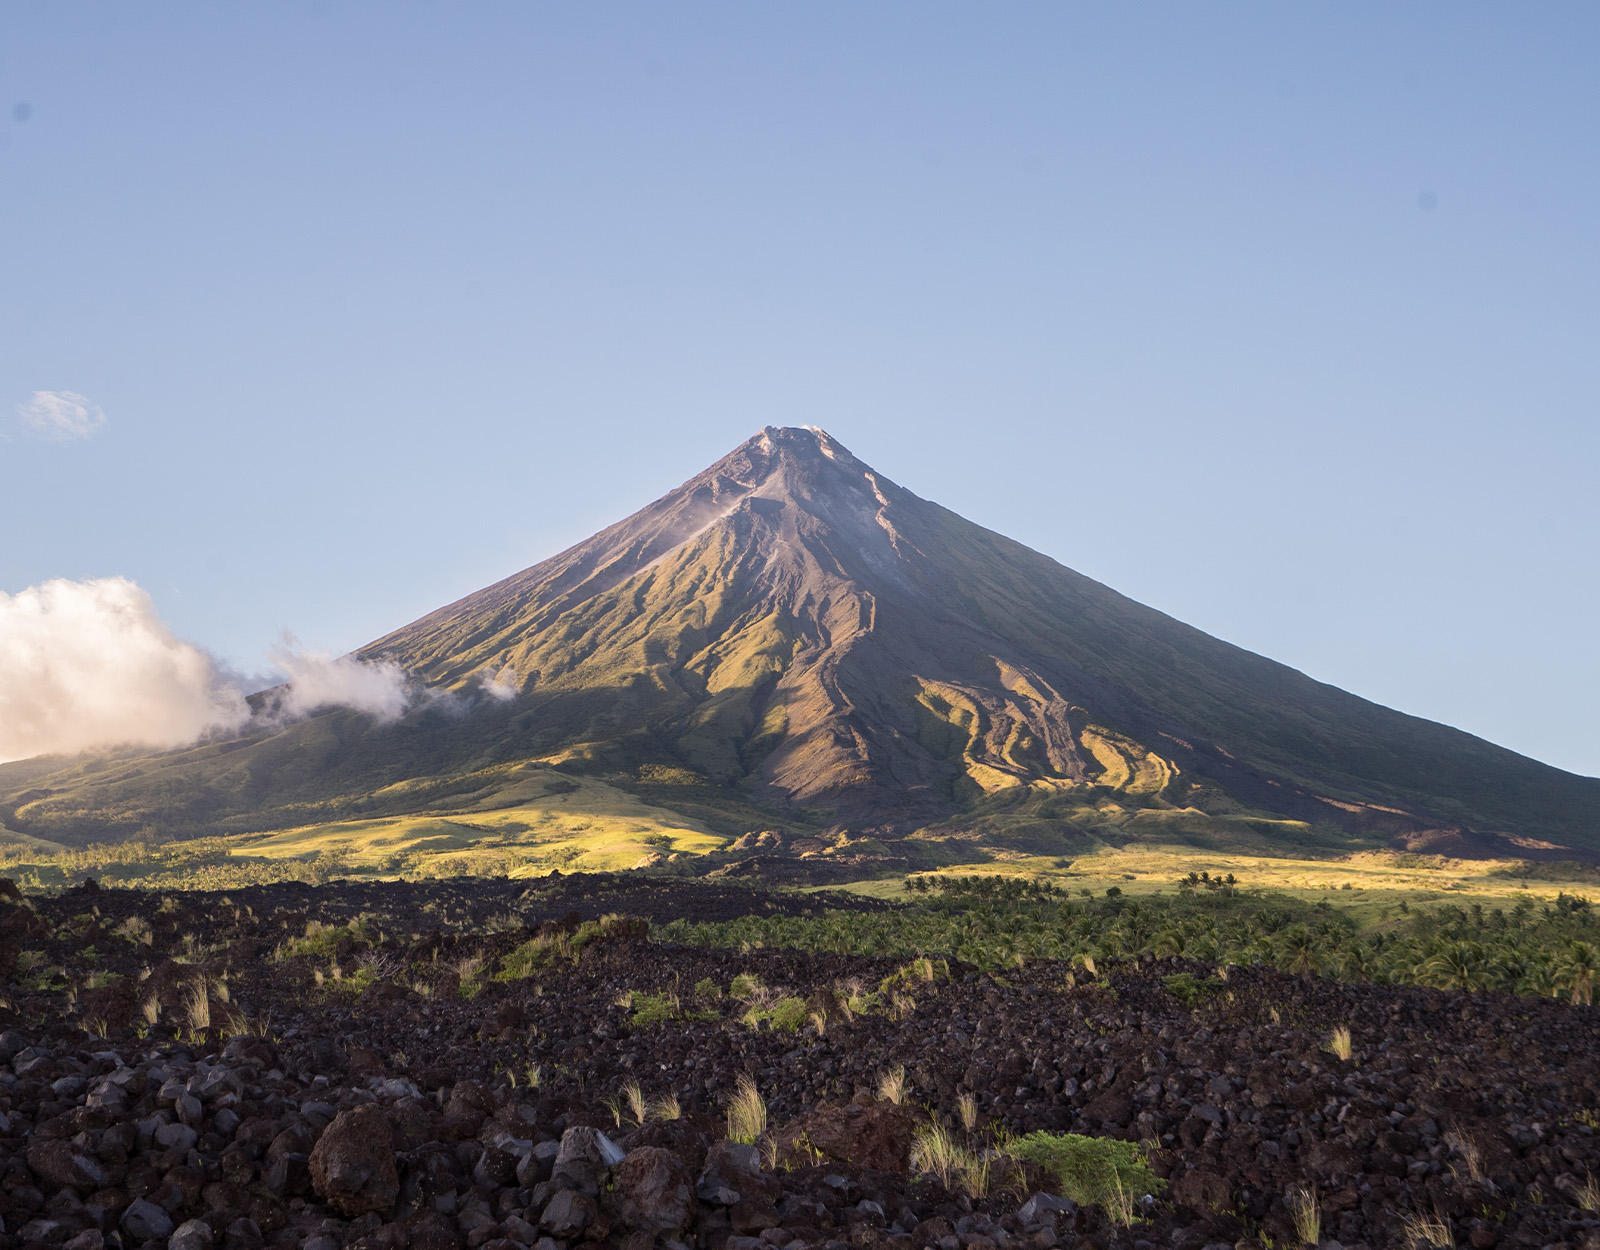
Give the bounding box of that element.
[1,876,1598,1250]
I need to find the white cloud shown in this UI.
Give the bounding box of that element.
[0,578,418,765]
[0,577,248,763]
[266,638,410,723]
[483,665,519,701]
[18,391,107,441]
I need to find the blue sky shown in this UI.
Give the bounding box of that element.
[2,4,1597,775]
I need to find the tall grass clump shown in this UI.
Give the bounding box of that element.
[911,1122,989,1198]
[726,1074,767,1144]
[1288,1185,1320,1246]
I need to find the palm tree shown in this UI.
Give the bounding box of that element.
[1418,941,1488,991]
[1274,925,1321,978]
[1555,940,1599,1006]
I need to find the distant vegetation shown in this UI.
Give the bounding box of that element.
[659,874,1600,1001]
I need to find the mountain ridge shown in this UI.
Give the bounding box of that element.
[2,425,1596,859]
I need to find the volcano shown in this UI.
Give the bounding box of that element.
[5,426,1597,858]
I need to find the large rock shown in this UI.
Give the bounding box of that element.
[122,1197,176,1241]
[696,1141,780,1206]
[27,1137,106,1190]
[552,1126,625,1196]
[307,1104,400,1217]
[613,1146,697,1233]
[540,1189,599,1239]
[773,1098,916,1172]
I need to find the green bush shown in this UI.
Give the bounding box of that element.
[1005,1132,1164,1209]
[630,991,680,1027]
[693,977,721,1001]
[1161,971,1222,1007]
[741,996,808,1031]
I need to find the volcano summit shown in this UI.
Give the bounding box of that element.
[4,427,1597,862]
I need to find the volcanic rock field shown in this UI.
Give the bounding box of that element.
[1,876,1597,1250]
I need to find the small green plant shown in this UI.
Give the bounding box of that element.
[693,977,721,1001]
[1004,1132,1164,1212]
[327,966,377,995]
[726,1073,767,1144]
[730,972,765,1000]
[1288,1185,1320,1246]
[630,991,681,1028]
[1575,1172,1600,1212]
[741,996,808,1032]
[1162,971,1222,1007]
[1325,1025,1353,1061]
[279,918,372,962]
[911,1121,990,1198]
[498,933,561,979]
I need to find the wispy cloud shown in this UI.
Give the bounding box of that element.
[18,390,107,441]
[265,636,410,723]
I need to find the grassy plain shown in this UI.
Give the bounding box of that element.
[819,843,1593,917]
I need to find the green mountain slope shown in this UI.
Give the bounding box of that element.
[3,426,1596,858]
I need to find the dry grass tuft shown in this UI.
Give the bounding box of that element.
[622,1079,646,1125]
[180,978,211,1034]
[878,1065,907,1106]
[1403,1209,1455,1249]
[1288,1184,1320,1247]
[726,1074,767,1144]
[910,1121,989,1198]
[1325,1025,1353,1061]
[1444,1131,1485,1184]
[957,1091,979,1134]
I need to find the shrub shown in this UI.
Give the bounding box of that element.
[630,991,681,1028]
[1161,971,1221,1007]
[1004,1132,1164,1211]
[741,996,808,1032]
[499,934,560,979]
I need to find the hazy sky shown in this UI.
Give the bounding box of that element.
[3,4,1597,776]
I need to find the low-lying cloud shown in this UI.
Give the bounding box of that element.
[0,578,247,763]
[0,578,415,765]
[264,638,409,723]
[18,391,107,441]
